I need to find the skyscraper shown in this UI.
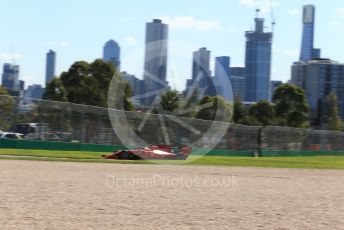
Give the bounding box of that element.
[230,67,246,101]
[270,80,282,99]
[192,47,211,85]
[143,19,169,104]
[215,56,230,83]
[188,47,212,97]
[25,84,44,99]
[244,15,273,102]
[299,5,321,62]
[2,63,20,91]
[214,56,232,100]
[121,72,142,106]
[45,50,56,85]
[291,59,344,121]
[103,40,120,69]
[121,71,140,95]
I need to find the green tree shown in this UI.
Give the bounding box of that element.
[273,84,310,128]
[123,81,134,111]
[107,73,134,111]
[313,99,324,126]
[180,87,199,118]
[326,92,343,131]
[160,90,179,112]
[233,96,246,123]
[44,59,134,110]
[237,115,262,126]
[59,61,103,106]
[43,78,67,102]
[249,100,275,126]
[195,96,232,122]
[0,86,15,130]
[0,86,8,95]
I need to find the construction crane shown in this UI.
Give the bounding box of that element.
[256,8,260,18]
[10,44,16,65]
[270,0,276,34]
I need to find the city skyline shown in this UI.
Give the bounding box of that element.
[1,0,344,90]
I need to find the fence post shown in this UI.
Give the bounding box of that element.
[67,103,72,138]
[58,104,63,133]
[38,101,44,140]
[79,111,85,143]
[10,96,19,131]
[96,113,101,144]
[256,127,265,157]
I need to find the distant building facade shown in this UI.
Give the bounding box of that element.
[215,57,230,81]
[45,50,56,85]
[230,67,246,101]
[103,40,121,69]
[270,80,282,99]
[184,47,214,97]
[143,19,169,105]
[121,71,140,95]
[121,72,142,106]
[2,63,20,92]
[25,84,44,99]
[244,16,273,102]
[291,59,344,120]
[19,80,25,91]
[214,56,231,100]
[192,47,211,89]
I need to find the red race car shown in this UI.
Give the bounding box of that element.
[102,145,192,160]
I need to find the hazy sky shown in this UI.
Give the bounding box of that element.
[1,0,344,90]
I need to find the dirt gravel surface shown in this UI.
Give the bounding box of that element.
[0,160,344,230]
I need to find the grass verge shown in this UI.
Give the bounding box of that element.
[1,149,344,170]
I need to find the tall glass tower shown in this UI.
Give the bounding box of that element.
[143,19,169,104]
[192,47,211,88]
[215,56,230,82]
[244,16,273,102]
[103,40,121,69]
[214,56,232,100]
[300,5,316,61]
[184,47,212,97]
[45,50,56,85]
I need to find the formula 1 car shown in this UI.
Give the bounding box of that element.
[102,145,192,160]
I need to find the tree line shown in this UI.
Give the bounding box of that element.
[43,59,232,122]
[234,84,343,130]
[43,59,344,131]
[0,59,343,132]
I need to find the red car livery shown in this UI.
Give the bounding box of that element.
[102,145,192,160]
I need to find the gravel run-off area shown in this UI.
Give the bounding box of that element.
[1,160,344,229]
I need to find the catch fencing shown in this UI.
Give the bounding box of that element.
[1,95,344,156]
